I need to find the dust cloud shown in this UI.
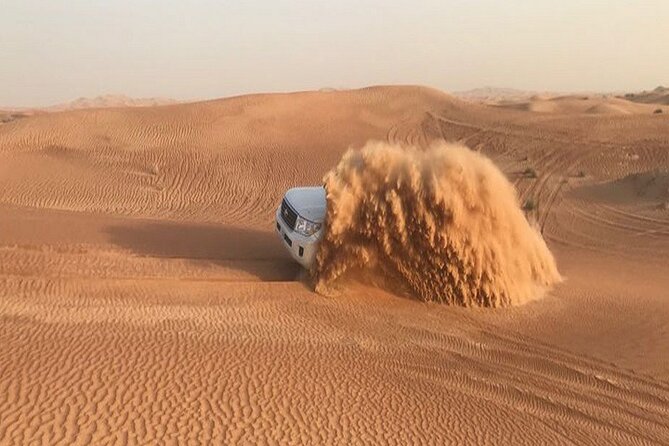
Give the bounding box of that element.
[314,141,561,307]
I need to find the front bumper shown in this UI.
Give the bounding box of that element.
[275,207,322,269]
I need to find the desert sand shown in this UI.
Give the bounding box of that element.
[454,86,552,103]
[622,86,669,106]
[43,94,179,112]
[1,86,668,444]
[493,94,662,115]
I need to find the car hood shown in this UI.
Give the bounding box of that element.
[285,187,327,223]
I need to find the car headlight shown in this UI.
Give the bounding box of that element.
[294,215,322,236]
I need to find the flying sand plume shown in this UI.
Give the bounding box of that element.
[314,141,561,307]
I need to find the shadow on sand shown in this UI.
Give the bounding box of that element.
[105,221,301,281]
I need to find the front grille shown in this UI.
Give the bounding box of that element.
[280,199,298,230]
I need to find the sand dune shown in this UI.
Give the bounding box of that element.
[453,86,548,103]
[1,85,668,444]
[0,110,30,124]
[495,94,659,115]
[44,94,179,111]
[1,95,178,116]
[622,86,669,106]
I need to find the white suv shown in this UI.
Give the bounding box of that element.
[275,187,326,268]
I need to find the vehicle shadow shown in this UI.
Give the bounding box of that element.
[105,220,301,281]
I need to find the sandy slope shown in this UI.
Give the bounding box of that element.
[453,87,556,104]
[44,94,179,111]
[1,86,668,445]
[494,94,660,115]
[3,95,178,114]
[0,111,30,125]
[622,86,669,106]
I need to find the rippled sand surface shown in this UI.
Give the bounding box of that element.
[1,86,668,444]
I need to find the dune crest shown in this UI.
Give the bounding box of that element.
[315,142,561,307]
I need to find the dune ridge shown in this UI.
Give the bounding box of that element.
[315,142,561,307]
[495,95,659,115]
[622,86,669,106]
